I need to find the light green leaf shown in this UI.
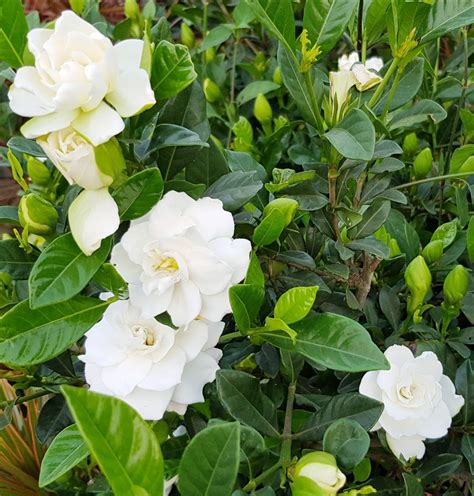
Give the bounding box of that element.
[237,81,280,106]
[325,109,375,161]
[62,386,164,496]
[201,25,233,51]
[304,0,358,55]
[216,370,279,437]
[253,208,286,246]
[274,286,318,324]
[178,422,240,496]
[39,424,89,487]
[0,296,110,366]
[113,168,164,221]
[151,41,197,99]
[229,284,265,331]
[0,0,28,68]
[29,233,111,309]
[262,313,389,372]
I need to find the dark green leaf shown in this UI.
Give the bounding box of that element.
[206,171,262,211]
[389,99,447,130]
[237,81,280,106]
[349,201,391,239]
[0,205,20,225]
[186,139,229,187]
[403,473,423,496]
[0,239,37,279]
[385,209,420,262]
[178,422,240,496]
[29,233,111,308]
[36,395,74,445]
[229,284,265,331]
[461,434,474,474]
[62,386,164,496]
[417,454,462,484]
[455,359,474,425]
[0,0,28,68]
[92,263,129,299]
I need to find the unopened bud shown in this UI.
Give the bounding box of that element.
[205,46,216,63]
[19,193,58,235]
[232,116,253,144]
[263,198,299,227]
[254,93,272,125]
[26,156,50,186]
[422,240,444,265]
[180,23,195,49]
[203,78,222,103]
[444,265,469,306]
[405,255,432,315]
[273,66,282,85]
[403,132,418,156]
[124,0,140,20]
[413,147,433,178]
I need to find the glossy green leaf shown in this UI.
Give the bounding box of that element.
[304,0,358,55]
[421,0,474,44]
[325,109,376,161]
[151,40,197,99]
[0,206,20,225]
[417,454,462,484]
[364,0,391,45]
[274,286,318,324]
[92,263,129,298]
[229,284,265,331]
[461,434,474,474]
[39,424,89,487]
[295,393,384,441]
[246,0,295,52]
[29,233,111,308]
[0,239,37,279]
[323,418,370,471]
[467,217,474,263]
[0,296,110,366]
[253,208,286,246]
[262,313,389,372]
[385,209,420,262]
[216,370,279,437]
[153,124,208,149]
[186,139,229,187]
[36,395,74,444]
[403,473,423,496]
[348,201,391,239]
[62,386,164,496]
[178,422,240,496]
[113,168,164,221]
[389,99,447,130]
[200,25,233,50]
[0,0,28,68]
[206,171,262,211]
[237,81,280,106]
[455,359,474,426]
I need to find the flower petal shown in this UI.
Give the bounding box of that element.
[128,283,174,319]
[110,244,142,283]
[168,280,202,326]
[138,347,187,391]
[200,291,231,322]
[68,188,120,256]
[359,371,382,402]
[174,320,209,361]
[101,354,152,396]
[185,197,235,241]
[385,433,426,460]
[72,101,124,146]
[439,374,465,417]
[123,386,174,420]
[208,237,252,284]
[21,109,79,138]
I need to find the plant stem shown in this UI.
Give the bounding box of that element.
[218,331,243,343]
[227,29,240,146]
[242,461,282,492]
[201,0,209,75]
[0,389,50,409]
[303,70,325,135]
[357,0,364,57]
[367,56,400,109]
[393,171,473,190]
[381,66,403,119]
[279,382,296,467]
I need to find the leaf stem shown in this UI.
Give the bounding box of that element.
[279,382,296,467]
[393,171,473,190]
[0,389,50,409]
[367,56,400,109]
[218,331,244,343]
[303,70,325,135]
[381,65,403,120]
[242,461,282,492]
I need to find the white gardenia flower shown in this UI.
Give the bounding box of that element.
[81,299,224,420]
[68,188,120,255]
[38,127,112,189]
[359,345,464,460]
[338,51,383,73]
[9,10,155,146]
[111,191,252,326]
[329,70,357,106]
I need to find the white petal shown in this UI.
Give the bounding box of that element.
[110,244,142,283]
[72,102,124,146]
[9,67,55,117]
[68,188,120,256]
[208,237,252,284]
[200,291,231,322]
[204,321,225,350]
[171,351,220,405]
[338,52,359,71]
[129,283,174,319]
[101,354,152,396]
[386,433,426,460]
[21,109,79,138]
[174,320,210,361]
[123,386,174,420]
[166,401,188,416]
[168,281,202,327]
[186,248,232,295]
[149,191,195,237]
[81,321,128,367]
[329,70,357,106]
[359,371,382,402]
[27,28,53,58]
[118,222,149,265]
[352,63,382,91]
[55,10,108,38]
[414,352,443,381]
[365,56,384,72]
[384,345,414,368]
[417,401,452,439]
[138,347,187,391]
[439,374,465,417]
[84,363,113,396]
[185,197,234,241]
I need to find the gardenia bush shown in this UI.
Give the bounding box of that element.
[0,1,472,495]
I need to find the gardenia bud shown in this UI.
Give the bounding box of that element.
[413,148,433,178]
[291,452,346,496]
[443,265,469,306]
[405,255,432,315]
[254,93,273,125]
[273,66,282,85]
[205,47,216,63]
[403,132,418,156]
[204,78,222,103]
[232,116,254,144]
[19,193,58,235]
[180,23,195,49]
[422,240,444,265]
[26,156,50,186]
[124,0,140,20]
[263,198,299,227]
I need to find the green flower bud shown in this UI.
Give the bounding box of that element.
[274,115,289,131]
[19,193,58,235]
[422,240,444,265]
[291,452,346,496]
[254,93,273,125]
[205,46,216,63]
[69,0,85,15]
[405,255,432,315]
[403,132,418,156]
[180,23,195,49]
[389,238,401,258]
[232,116,254,144]
[125,0,140,20]
[203,78,222,103]
[273,66,282,85]
[413,147,433,178]
[253,52,268,75]
[263,198,299,227]
[26,156,50,186]
[444,265,469,306]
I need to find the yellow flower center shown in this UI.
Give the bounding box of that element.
[132,325,155,346]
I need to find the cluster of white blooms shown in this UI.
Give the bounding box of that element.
[360,345,464,460]
[8,10,156,256]
[80,192,251,419]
